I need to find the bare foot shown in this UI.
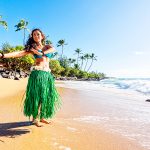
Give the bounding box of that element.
[33,120,43,127]
[40,119,51,124]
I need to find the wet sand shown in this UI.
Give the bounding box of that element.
[0,78,146,150]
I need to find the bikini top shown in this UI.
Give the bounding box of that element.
[33,49,57,59]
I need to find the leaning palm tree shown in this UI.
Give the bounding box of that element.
[79,55,85,70]
[14,19,30,45]
[57,39,67,58]
[84,53,90,71]
[0,15,8,30]
[87,53,97,72]
[74,48,82,66]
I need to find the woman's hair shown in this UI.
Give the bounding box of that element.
[25,28,46,51]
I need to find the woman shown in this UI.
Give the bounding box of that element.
[0,28,62,127]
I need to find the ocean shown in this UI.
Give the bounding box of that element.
[57,78,150,150]
[57,78,150,96]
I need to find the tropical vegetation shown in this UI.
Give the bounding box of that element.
[0,16,106,80]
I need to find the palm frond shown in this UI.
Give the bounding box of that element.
[0,21,8,29]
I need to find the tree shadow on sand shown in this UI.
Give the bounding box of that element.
[0,121,33,142]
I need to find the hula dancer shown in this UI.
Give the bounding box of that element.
[0,28,62,127]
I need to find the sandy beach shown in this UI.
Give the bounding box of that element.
[0,78,146,150]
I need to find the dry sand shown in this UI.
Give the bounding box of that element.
[0,78,145,150]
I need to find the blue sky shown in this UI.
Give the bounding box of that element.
[0,0,150,78]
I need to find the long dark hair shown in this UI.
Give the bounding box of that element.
[25,28,46,51]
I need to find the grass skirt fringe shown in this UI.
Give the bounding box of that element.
[23,70,62,119]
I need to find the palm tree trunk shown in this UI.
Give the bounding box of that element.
[80,60,83,70]
[23,28,25,45]
[77,54,79,65]
[84,59,88,71]
[61,45,64,58]
[87,59,93,72]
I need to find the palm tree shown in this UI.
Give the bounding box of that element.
[79,55,85,70]
[74,64,80,69]
[57,39,67,58]
[71,59,76,67]
[74,48,82,65]
[68,58,72,67]
[45,35,53,45]
[0,15,8,30]
[46,40,52,45]
[84,53,90,71]
[87,53,97,72]
[14,19,30,45]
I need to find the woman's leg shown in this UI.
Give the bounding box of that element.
[32,104,43,127]
[32,103,51,126]
[39,103,51,124]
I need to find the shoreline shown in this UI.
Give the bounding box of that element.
[0,78,146,150]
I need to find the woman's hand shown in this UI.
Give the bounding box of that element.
[30,48,42,55]
[0,53,2,58]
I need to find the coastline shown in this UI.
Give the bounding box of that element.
[0,78,146,150]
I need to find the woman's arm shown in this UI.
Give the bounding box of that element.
[43,45,56,55]
[0,50,31,59]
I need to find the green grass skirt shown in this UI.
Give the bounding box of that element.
[23,70,62,119]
